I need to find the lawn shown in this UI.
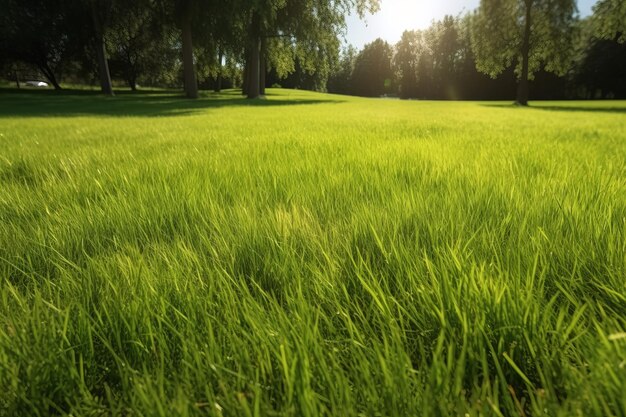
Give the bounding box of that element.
[0,88,625,416]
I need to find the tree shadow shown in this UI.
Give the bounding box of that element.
[481,102,626,114]
[530,105,626,114]
[0,88,343,118]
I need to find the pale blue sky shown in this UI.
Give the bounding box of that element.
[345,0,598,48]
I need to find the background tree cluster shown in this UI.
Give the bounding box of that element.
[326,0,625,102]
[0,0,379,98]
[0,0,624,102]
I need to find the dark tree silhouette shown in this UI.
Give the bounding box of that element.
[0,0,72,89]
[351,38,393,97]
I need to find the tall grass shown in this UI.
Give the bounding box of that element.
[0,89,625,416]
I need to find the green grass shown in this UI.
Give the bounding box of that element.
[0,88,625,417]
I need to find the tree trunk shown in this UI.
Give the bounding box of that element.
[14,67,20,89]
[38,63,62,90]
[516,0,532,106]
[247,44,260,98]
[260,38,266,96]
[215,47,223,93]
[246,11,261,99]
[91,2,114,96]
[215,74,222,93]
[95,36,114,95]
[180,6,198,99]
[128,78,137,91]
[242,51,249,95]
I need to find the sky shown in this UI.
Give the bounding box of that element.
[344,0,599,48]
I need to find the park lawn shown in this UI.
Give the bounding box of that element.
[0,88,625,416]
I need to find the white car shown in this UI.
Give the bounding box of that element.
[25,81,49,87]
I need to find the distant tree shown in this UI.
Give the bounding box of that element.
[394,31,420,98]
[193,6,242,93]
[572,17,626,98]
[328,14,543,100]
[591,0,626,43]
[431,16,461,98]
[154,0,204,98]
[0,0,72,89]
[577,40,626,98]
[414,31,436,98]
[351,38,393,97]
[0,61,32,88]
[239,0,379,99]
[391,18,473,99]
[328,46,358,95]
[86,0,115,95]
[450,14,518,100]
[455,14,481,98]
[107,0,155,90]
[471,0,577,105]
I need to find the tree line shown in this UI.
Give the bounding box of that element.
[0,0,378,99]
[0,0,624,104]
[329,0,625,103]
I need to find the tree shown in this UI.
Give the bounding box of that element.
[591,0,626,43]
[394,31,420,98]
[572,17,626,98]
[441,14,517,100]
[88,0,115,95]
[107,0,179,90]
[351,38,393,97]
[154,0,201,98]
[471,0,577,105]
[240,0,380,99]
[246,10,262,98]
[163,0,240,98]
[177,0,198,98]
[184,0,245,94]
[328,46,358,95]
[576,38,626,98]
[431,16,461,99]
[0,0,73,89]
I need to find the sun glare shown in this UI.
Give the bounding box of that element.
[383,0,437,28]
[348,0,479,47]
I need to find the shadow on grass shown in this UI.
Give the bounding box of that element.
[0,88,342,118]
[481,102,626,114]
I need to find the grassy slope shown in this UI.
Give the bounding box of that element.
[0,89,625,416]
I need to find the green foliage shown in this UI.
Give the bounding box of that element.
[327,45,357,95]
[106,0,180,89]
[0,0,76,87]
[394,30,421,98]
[572,17,626,98]
[0,89,625,416]
[591,0,626,43]
[393,16,470,99]
[471,0,577,80]
[248,0,380,92]
[350,38,393,96]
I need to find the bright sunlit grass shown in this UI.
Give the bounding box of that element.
[0,89,625,416]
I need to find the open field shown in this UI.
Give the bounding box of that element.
[0,89,625,416]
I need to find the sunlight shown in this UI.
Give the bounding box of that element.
[346,0,599,47]
[346,0,479,48]
[381,0,439,31]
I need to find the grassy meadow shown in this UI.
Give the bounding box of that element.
[0,88,625,416]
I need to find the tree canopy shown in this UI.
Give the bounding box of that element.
[591,0,626,43]
[1,0,624,102]
[471,0,577,105]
